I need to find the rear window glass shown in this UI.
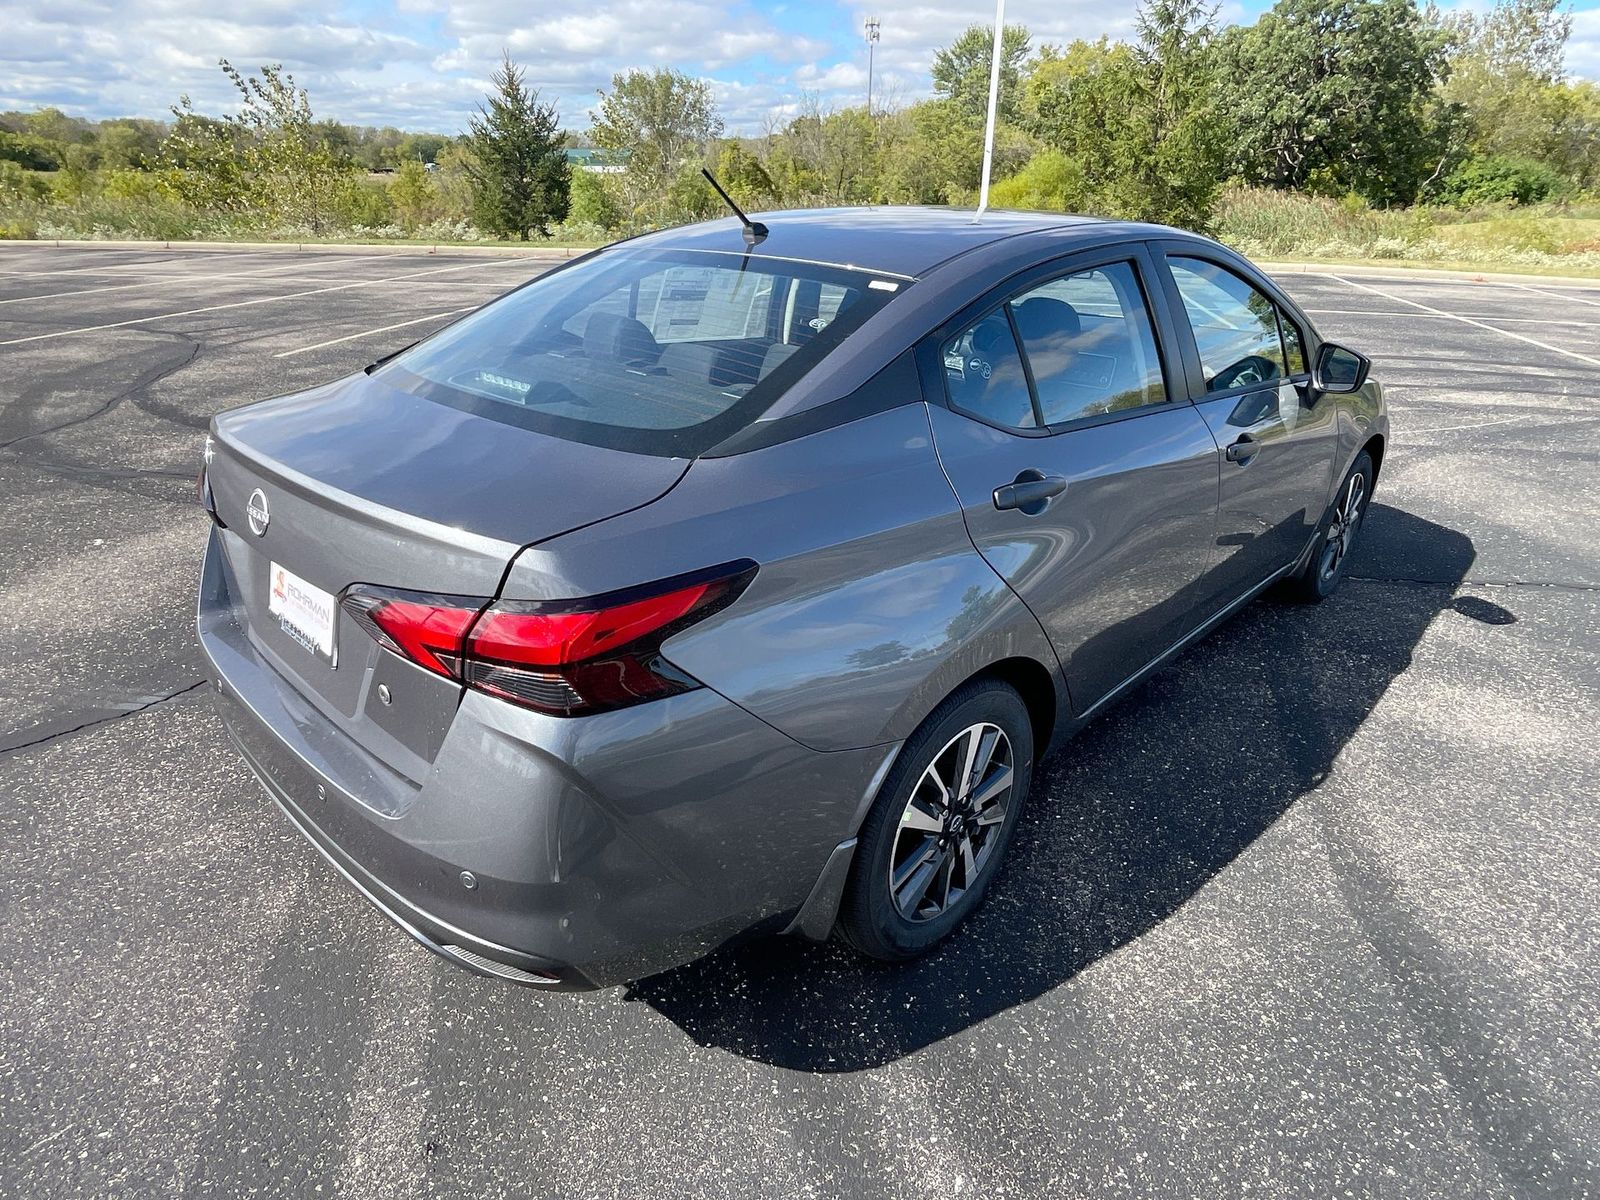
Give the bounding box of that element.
[382,249,903,457]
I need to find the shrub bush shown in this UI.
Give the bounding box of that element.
[1437,155,1567,207]
[988,150,1087,212]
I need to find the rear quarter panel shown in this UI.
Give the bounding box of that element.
[499,402,1065,753]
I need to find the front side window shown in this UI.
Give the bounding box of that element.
[1010,262,1167,424]
[1279,311,1307,375]
[384,249,900,457]
[1169,257,1289,393]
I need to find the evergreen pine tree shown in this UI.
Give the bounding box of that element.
[465,54,570,239]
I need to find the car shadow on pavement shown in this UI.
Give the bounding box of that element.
[628,504,1491,1072]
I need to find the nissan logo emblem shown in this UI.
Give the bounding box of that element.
[246,488,270,537]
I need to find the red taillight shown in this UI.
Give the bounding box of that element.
[340,561,755,717]
[357,595,479,678]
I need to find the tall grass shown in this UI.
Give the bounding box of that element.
[6,170,1600,272]
[1215,186,1600,269]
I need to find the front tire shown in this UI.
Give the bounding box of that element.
[837,680,1034,961]
[1283,450,1373,604]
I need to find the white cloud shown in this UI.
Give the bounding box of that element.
[3,0,1594,137]
[1569,7,1600,78]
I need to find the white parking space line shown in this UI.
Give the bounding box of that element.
[0,259,423,307]
[0,252,301,280]
[1304,307,1600,328]
[0,259,532,347]
[1500,281,1600,309]
[1325,275,1600,369]
[273,306,477,358]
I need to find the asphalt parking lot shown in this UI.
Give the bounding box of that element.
[1,243,1597,1199]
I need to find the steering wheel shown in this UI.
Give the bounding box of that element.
[1210,355,1279,392]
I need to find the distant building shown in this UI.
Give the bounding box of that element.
[564,148,626,175]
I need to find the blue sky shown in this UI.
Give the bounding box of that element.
[3,0,1598,134]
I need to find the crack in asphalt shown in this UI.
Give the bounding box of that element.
[0,329,200,453]
[0,680,207,757]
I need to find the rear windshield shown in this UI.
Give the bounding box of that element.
[381,248,906,457]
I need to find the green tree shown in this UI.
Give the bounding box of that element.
[1023,39,1140,164]
[591,68,722,222]
[398,133,449,165]
[1441,0,1578,171]
[932,25,1033,123]
[159,108,246,211]
[0,129,60,170]
[1018,0,1226,229]
[54,144,98,201]
[765,102,879,204]
[165,61,355,230]
[1553,80,1600,188]
[389,158,438,232]
[22,108,92,148]
[1215,0,1450,205]
[567,168,621,230]
[877,99,1028,204]
[98,120,164,169]
[714,142,778,207]
[463,54,570,239]
[1121,0,1227,226]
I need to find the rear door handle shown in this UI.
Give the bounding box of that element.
[1225,436,1257,463]
[993,469,1068,515]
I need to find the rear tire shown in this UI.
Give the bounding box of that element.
[837,680,1034,962]
[1282,450,1373,604]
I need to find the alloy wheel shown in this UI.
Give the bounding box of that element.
[1319,470,1366,583]
[888,722,1014,923]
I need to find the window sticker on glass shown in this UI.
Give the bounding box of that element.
[646,267,773,343]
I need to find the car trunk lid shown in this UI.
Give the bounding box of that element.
[205,372,688,777]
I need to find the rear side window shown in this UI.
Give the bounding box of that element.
[941,258,1167,431]
[385,249,900,457]
[1169,257,1292,393]
[1010,262,1166,424]
[941,311,1038,429]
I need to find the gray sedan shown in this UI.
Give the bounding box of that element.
[197,207,1386,988]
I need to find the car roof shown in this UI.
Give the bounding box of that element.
[617,206,1176,280]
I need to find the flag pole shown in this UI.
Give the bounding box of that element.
[974,0,1006,220]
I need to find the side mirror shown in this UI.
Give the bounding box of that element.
[1312,342,1370,394]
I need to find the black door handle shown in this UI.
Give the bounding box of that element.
[1225,436,1257,464]
[993,469,1068,515]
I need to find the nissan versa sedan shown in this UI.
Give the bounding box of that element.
[197,207,1386,988]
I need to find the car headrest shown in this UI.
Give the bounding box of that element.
[584,311,660,365]
[1011,297,1081,345]
[761,341,802,377]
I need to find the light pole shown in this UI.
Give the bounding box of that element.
[975,0,1005,218]
[865,18,880,116]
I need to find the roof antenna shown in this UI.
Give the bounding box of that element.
[973,0,1006,222]
[701,168,768,246]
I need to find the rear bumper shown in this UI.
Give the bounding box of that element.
[198,527,895,988]
[217,695,588,988]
